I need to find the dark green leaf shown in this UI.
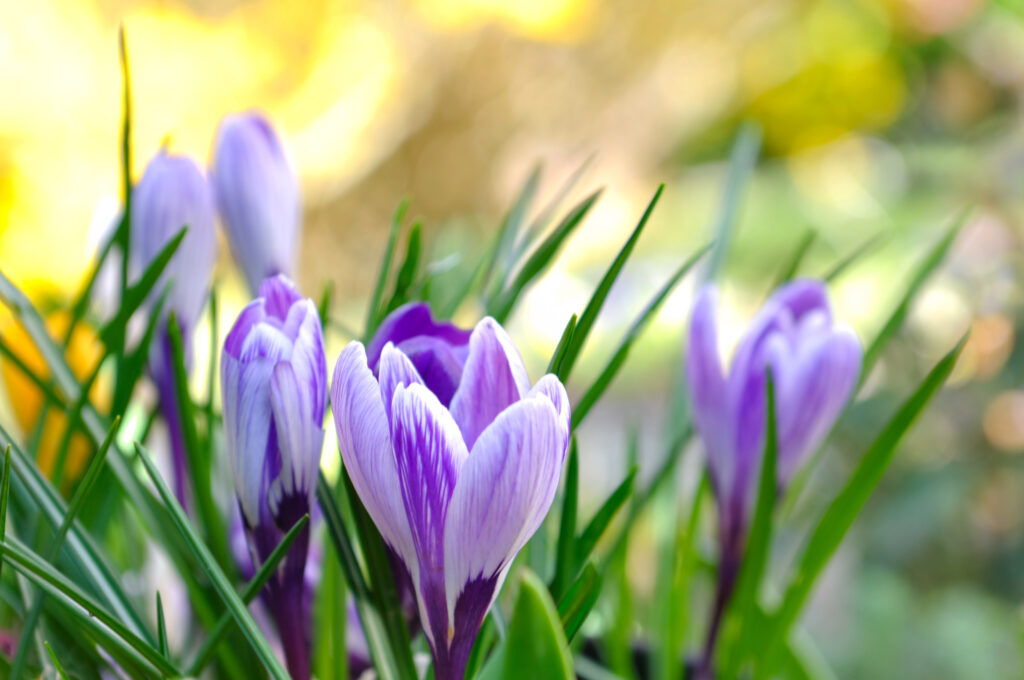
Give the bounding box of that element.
[0,445,8,582]
[156,592,168,658]
[822,232,886,283]
[317,471,369,601]
[546,315,577,378]
[45,641,69,680]
[500,570,574,680]
[556,561,601,641]
[576,467,637,568]
[551,437,578,598]
[382,222,422,317]
[365,198,408,340]
[572,244,709,429]
[558,184,664,381]
[135,443,289,679]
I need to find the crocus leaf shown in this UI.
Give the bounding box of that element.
[99,226,187,353]
[500,569,574,680]
[558,184,664,381]
[186,514,310,675]
[572,244,709,429]
[756,335,966,675]
[770,231,816,290]
[116,25,133,296]
[0,535,177,677]
[822,232,886,283]
[482,164,543,301]
[316,471,370,601]
[551,437,579,598]
[318,279,333,328]
[365,198,408,340]
[382,222,422,318]
[45,642,70,680]
[723,372,778,674]
[546,315,577,378]
[135,442,289,679]
[557,561,601,641]
[704,123,761,283]
[861,211,967,378]
[112,286,168,415]
[576,466,637,569]
[0,445,8,582]
[489,189,602,323]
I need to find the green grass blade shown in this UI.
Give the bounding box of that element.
[0,445,9,583]
[861,212,966,378]
[704,123,761,283]
[365,199,408,340]
[167,314,231,573]
[770,231,816,290]
[822,232,886,283]
[551,437,578,598]
[724,373,777,673]
[156,592,168,658]
[489,190,602,323]
[45,641,70,680]
[572,245,709,429]
[546,315,577,378]
[382,222,422,317]
[558,184,664,381]
[186,514,310,675]
[318,280,333,328]
[575,466,637,568]
[556,561,601,641]
[117,25,133,296]
[482,164,543,299]
[134,442,289,679]
[758,336,966,674]
[51,353,106,490]
[508,156,593,268]
[112,287,168,415]
[0,336,68,410]
[317,471,369,601]
[99,226,186,352]
[1,535,176,676]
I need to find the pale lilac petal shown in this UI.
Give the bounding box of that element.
[378,343,426,426]
[331,343,416,568]
[449,317,531,448]
[389,382,468,648]
[685,287,732,496]
[268,361,324,519]
[443,395,565,625]
[526,374,571,442]
[285,300,327,422]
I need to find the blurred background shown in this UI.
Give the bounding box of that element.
[2,0,1024,677]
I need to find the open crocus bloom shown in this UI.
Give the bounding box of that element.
[332,317,570,680]
[686,279,862,545]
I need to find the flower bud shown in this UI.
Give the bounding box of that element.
[211,112,300,293]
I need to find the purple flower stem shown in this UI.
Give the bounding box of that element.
[695,527,744,680]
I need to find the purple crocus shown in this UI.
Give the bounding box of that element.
[332,316,570,680]
[222,275,326,680]
[210,111,300,293]
[686,279,861,675]
[130,149,216,505]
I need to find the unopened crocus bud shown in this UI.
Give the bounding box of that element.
[211,112,300,293]
[333,316,569,680]
[131,150,216,504]
[222,274,326,680]
[686,279,861,676]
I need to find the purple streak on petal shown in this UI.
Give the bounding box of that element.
[389,382,468,650]
[436,572,501,680]
[378,343,427,426]
[330,343,416,567]
[443,396,565,627]
[259,274,304,321]
[449,317,531,449]
[366,302,472,369]
[398,335,468,406]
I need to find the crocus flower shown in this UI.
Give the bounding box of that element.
[332,317,570,680]
[210,111,300,293]
[131,150,216,504]
[222,275,326,680]
[685,279,861,675]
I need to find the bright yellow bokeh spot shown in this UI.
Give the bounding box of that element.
[0,311,106,488]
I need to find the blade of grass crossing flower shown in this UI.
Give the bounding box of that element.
[1,535,177,676]
[572,245,709,429]
[559,185,664,381]
[117,26,133,296]
[45,641,70,680]
[822,232,886,283]
[135,442,289,679]
[704,123,761,284]
[344,473,418,680]
[187,514,310,675]
[365,199,407,340]
[756,336,966,677]
[0,445,9,582]
[861,212,966,379]
[546,315,577,378]
[51,352,106,490]
[723,374,777,674]
[551,437,578,598]
[770,231,816,290]
[99,226,186,352]
[0,337,68,409]
[557,561,601,641]
[317,470,369,601]
[167,314,232,574]
[156,592,168,658]
[64,229,119,348]
[112,287,168,415]
[576,466,637,570]
[489,190,602,323]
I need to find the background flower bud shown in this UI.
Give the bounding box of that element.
[211,111,300,293]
